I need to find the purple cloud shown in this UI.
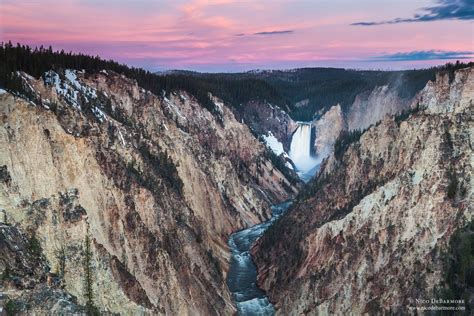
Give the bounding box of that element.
[352,0,474,25]
[253,30,294,35]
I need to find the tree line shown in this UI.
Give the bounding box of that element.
[0,42,220,115]
[1,42,471,123]
[0,42,286,118]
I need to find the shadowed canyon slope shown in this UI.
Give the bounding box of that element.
[0,69,297,314]
[253,66,473,314]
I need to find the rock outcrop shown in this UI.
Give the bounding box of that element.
[312,104,345,158]
[232,100,297,151]
[0,223,85,314]
[253,66,473,314]
[347,84,410,131]
[0,69,297,314]
[311,84,410,162]
[414,67,474,114]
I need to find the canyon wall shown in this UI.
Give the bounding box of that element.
[232,100,297,152]
[254,66,473,314]
[347,84,410,131]
[311,84,410,163]
[312,104,345,158]
[0,69,297,314]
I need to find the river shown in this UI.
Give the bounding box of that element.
[226,201,292,315]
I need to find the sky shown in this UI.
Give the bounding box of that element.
[0,0,473,72]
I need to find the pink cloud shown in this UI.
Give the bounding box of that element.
[0,0,472,71]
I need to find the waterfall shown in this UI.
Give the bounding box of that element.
[289,123,319,179]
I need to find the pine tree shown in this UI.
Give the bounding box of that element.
[83,227,98,315]
[28,232,42,257]
[56,246,66,278]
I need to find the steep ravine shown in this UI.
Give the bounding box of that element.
[227,201,292,315]
[253,66,473,314]
[230,78,433,315]
[0,69,298,314]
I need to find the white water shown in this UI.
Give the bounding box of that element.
[289,123,320,181]
[225,125,320,314]
[227,201,292,315]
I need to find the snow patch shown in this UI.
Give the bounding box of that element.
[411,168,425,186]
[164,97,186,120]
[213,99,224,115]
[262,131,284,156]
[43,69,100,111]
[44,70,81,109]
[92,107,107,122]
[65,69,81,90]
[117,129,126,146]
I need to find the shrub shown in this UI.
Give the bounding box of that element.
[56,246,66,277]
[333,129,366,160]
[5,299,18,315]
[206,249,221,275]
[447,171,458,199]
[1,265,10,281]
[265,149,300,186]
[28,232,42,257]
[137,143,184,195]
[440,220,474,312]
[393,104,421,126]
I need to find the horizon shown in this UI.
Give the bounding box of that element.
[153,60,472,73]
[1,0,473,72]
[3,41,470,75]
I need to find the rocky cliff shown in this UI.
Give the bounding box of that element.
[232,100,297,152]
[312,104,345,158]
[0,69,297,314]
[347,84,411,131]
[311,83,410,161]
[253,66,473,314]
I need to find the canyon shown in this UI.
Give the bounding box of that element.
[0,47,472,315]
[0,68,297,314]
[253,66,473,314]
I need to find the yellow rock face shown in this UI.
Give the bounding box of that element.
[253,66,473,315]
[0,69,297,314]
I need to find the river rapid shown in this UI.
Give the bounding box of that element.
[226,201,292,315]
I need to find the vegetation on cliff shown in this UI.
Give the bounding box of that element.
[333,129,366,160]
[254,66,473,313]
[0,42,220,116]
[440,220,474,312]
[83,228,99,316]
[2,42,471,122]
